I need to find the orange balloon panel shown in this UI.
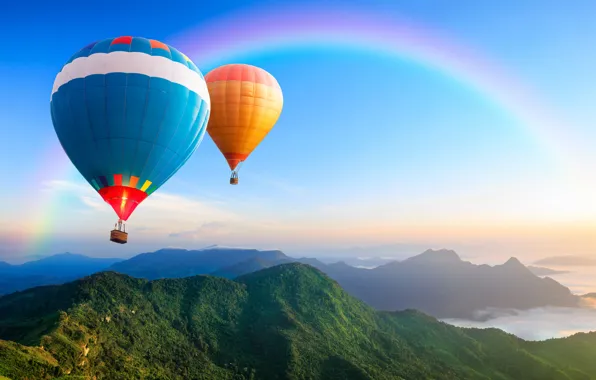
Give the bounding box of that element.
[205,64,283,170]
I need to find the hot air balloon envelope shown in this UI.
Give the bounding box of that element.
[205,64,283,183]
[50,37,210,226]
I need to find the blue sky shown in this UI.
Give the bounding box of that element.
[1,0,596,262]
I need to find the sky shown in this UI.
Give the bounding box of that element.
[1,0,596,262]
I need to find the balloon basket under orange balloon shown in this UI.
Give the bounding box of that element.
[110,229,128,244]
[230,171,239,185]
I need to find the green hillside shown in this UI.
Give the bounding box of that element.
[0,264,595,380]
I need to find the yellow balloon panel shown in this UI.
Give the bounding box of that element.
[207,80,283,168]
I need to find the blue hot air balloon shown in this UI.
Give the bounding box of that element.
[50,36,210,244]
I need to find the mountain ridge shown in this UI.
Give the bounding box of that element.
[316,249,579,318]
[108,247,288,279]
[0,253,123,296]
[403,248,462,264]
[0,248,582,320]
[0,264,595,380]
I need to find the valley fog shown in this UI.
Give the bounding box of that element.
[443,265,596,340]
[540,265,596,295]
[443,306,596,341]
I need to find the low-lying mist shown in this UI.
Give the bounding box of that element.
[443,305,596,341]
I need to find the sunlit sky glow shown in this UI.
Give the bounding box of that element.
[1,0,596,262]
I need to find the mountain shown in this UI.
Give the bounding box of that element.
[210,256,287,278]
[316,256,397,268]
[534,255,596,266]
[0,253,122,276]
[109,246,289,279]
[316,249,580,319]
[0,253,123,296]
[0,273,67,297]
[2,248,580,321]
[407,248,462,264]
[294,256,329,269]
[209,256,330,279]
[15,253,122,275]
[1,264,596,380]
[108,247,584,319]
[527,265,570,276]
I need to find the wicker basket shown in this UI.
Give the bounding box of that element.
[110,229,128,244]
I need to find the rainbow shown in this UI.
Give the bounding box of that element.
[169,3,578,173]
[24,143,74,256]
[26,3,582,256]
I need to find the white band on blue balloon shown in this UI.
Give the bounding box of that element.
[51,51,210,108]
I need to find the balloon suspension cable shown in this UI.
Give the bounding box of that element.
[114,219,126,232]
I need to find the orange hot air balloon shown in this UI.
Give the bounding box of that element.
[205,64,283,185]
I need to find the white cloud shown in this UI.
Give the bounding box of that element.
[133,192,241,235]
[141,192,230,214]
[80,195,108,211]
[169,222,229,239]
[39,179,244,240]
[42,179,93,194]
[443,306,596,341]
[579,297,596,308]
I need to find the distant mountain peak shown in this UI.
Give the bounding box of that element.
[109,246,289,280]
[494,257,534,276]
[422,248,460,257]
[503,257,524,267]
[407,249,462,264]
[200,244,219,250]
[199,244,258,251]
[53,252,84,257]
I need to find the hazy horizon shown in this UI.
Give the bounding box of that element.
[3,243,596,341]
[5,244,596,297]
[2,241,592,266]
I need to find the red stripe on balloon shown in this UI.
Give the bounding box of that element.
[111,36,133,45]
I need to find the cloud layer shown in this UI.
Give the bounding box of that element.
[443,306,596,341]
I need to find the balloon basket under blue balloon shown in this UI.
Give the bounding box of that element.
[110,229,128,244]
